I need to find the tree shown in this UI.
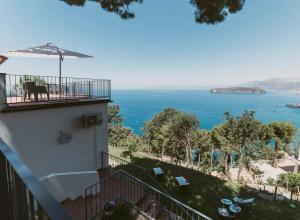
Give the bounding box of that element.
[211,124,234,178]
[107,104,140,151]
[295,143,300,160]
[161,124,186,163]
[161,112,199,163]
[226,111,267,180]
[108,104,126,147]
[108,125,132,148]
[277,173,300,193]
[108,104,123,125]
[192,129,213,167]
[269,122,297,153]
[211,111,265,180]
[121,141,138,160]
[142,108,180,157]
[256,145,275,161]
[61,0,245,24]
[190,0,246,24]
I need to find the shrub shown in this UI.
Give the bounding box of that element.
[266,177,275,186]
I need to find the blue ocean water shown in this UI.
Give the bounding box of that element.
[112,90,300,141]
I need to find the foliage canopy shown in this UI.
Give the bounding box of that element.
[61,0,246,24]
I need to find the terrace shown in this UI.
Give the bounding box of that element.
[0,73,111,112]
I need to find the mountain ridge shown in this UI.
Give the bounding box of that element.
[240,78,300,91]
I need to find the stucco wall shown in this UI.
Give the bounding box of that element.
[0,103,108,178]
[40,171,100,202]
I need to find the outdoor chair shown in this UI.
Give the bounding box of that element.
[240,198,255,204]
[152,167,164,180]
[234,197,255,214]
[175,176,190,192]
[217,208,234,218]
[233,196,255,205]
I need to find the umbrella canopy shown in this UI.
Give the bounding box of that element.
[7,43,92,59]
[7,43,92,91]
[0,55,8,65]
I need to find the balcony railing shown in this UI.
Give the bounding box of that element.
[0,73,111,105]
[85,169,212,220]
[0,138,73,220]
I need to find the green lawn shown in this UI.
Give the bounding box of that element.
[109,147,300,220]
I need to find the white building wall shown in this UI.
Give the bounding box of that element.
[40,171,100,202]
[0,103,108,178]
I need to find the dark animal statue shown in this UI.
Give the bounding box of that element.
[23,82,49,102]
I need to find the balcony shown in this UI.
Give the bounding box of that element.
[0,73,111,112]
[0,138,73,220]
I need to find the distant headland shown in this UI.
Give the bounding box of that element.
[286,104,300,109]
[210,87,266,94]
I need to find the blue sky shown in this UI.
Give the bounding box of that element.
[1,0,300,89]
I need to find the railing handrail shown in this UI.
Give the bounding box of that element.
[86,167,212,220]
[4,73,111,81]
[105,151,146,170]
[103,151,170,196]
[0,138,73,220]
[102,152,212,219]
[118,169,213,220]
[2,73,111,105]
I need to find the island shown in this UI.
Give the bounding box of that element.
[210,87,266,94]
[286,104,300,108]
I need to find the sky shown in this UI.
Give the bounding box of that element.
[0,0,300,89]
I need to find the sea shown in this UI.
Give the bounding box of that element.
[112,90,300,149]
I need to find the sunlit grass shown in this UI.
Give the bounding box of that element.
[108,147,300,220]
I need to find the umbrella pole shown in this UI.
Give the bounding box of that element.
[59,57,61,96]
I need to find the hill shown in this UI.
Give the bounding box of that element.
[241,78,300,91]
[210,87,266,94]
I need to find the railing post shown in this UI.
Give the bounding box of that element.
[108,80,111,100]
[101,151,104,168]
[273,186,277,201]
[0,73,7,107]
[65,78,68,98]
[88,81,91,99]
[72,82,76,97]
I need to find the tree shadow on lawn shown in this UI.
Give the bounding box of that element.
[129,156,300,220]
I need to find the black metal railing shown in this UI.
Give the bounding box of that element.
[0,139,73,220]
[100,151,169,195]
[1,73,111,104]
[85,169,212,220]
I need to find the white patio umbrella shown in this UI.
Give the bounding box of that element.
[7,43,92,90]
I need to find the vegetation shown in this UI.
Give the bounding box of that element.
[107,105,300,219]
[211,111,269,180]
[143,108,180,157]
[110,147,300,220]
[61,0,246,24]
[108,104,140,158]
[277,173,300,193]
[161,112,199,163]
[142,108,298,180]
[269,121,297,153]
[109,105,298,180]
[295,144,300,159]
